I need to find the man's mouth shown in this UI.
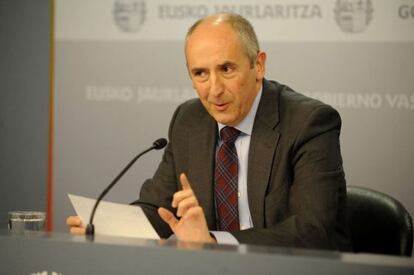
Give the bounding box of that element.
[213,102,229,111]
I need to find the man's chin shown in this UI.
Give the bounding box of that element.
[212,115,237,127]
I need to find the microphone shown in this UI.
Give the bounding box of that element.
[85,138,168,236]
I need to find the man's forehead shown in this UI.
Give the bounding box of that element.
[186,25,239,55]
[186,40,241,68]
[184,20,251,68]
[194,20,233,36]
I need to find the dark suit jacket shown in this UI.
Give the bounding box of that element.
[138,79,351,251]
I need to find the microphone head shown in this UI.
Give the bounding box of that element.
[153,138,168,150]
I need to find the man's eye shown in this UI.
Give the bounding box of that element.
[192,70,208,82]
[193,70,205,77]
[222,65,234,73]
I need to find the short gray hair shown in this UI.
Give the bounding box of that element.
[186,13,260,67]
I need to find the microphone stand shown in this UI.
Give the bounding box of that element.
[85,138,167,236]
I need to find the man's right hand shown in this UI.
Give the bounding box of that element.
[66,216,86,235]
[158,173,215,244]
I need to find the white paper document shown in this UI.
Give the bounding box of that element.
[68,194,160,240]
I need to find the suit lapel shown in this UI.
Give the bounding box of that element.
[188,111,218,230]
[247,80,281,227]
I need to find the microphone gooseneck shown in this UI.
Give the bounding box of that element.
[85,138,168,236]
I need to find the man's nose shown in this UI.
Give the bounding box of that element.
[209,74,224,97]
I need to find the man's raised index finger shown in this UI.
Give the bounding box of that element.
[180,173,192,191]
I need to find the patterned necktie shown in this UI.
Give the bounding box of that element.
[215,126,241,232]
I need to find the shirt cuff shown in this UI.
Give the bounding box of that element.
[210,231,239,245]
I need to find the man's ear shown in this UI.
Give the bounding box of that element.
[255,51,266,81]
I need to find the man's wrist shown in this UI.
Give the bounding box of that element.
[209,232,217,244]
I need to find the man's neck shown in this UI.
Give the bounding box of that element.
[218,85,263,136]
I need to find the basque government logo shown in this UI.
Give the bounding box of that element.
[113,0,146,32]
[334,0,373,33]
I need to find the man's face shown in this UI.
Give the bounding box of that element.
[185,22,266,126]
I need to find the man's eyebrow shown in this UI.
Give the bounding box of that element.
[189,61,237,74]
[217,61,237,68]
[190,67,205,74]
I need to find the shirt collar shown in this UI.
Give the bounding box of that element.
[218,86,263,137]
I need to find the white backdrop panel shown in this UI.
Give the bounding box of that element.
[53,0,414,232]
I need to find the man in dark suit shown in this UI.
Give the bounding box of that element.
[68,12,350,251]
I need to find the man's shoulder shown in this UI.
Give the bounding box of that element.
[262,79,341,133]
[171,97,212,127]
[265,79,338,119]
[176,97,206,117]
[179,97,203,110]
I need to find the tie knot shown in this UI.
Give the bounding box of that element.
[220,126,240,143]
